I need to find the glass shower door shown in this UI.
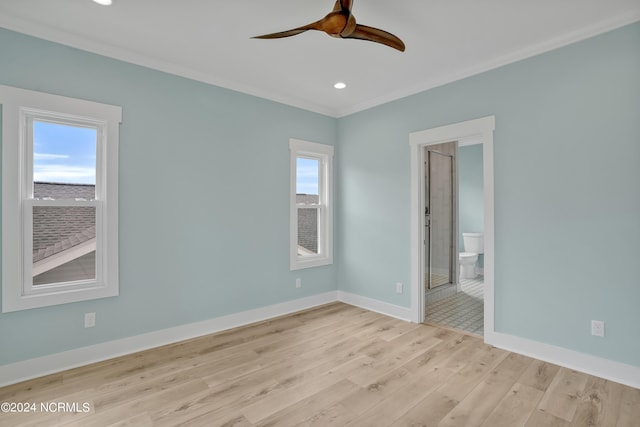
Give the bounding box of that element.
[426,150,454,289]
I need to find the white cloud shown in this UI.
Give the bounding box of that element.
[34,165,95,184]
[34,153,70,160]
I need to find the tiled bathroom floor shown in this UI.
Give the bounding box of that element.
[425,276,484,336]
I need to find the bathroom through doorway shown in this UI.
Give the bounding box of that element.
[409,116,495,340]
[424,140,485,335]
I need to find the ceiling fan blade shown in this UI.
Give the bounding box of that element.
[343,24,405,51]
[252,27,311,39]
[253,21,325,39]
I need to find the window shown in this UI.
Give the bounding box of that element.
[1,85,121,312]
[289,139,333,270]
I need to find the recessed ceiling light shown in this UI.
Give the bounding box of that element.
[93,0,113,5]
[334,82,347,89]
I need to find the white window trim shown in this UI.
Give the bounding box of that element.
[289,138,334,271]
[1,85,121,312]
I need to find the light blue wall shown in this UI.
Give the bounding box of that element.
[337,23,640,367]
[458,144,484,267]
[458,144,484,248]
[1,23,639,370]
[0,28,337,365]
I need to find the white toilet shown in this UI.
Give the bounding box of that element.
[459,233,484,279]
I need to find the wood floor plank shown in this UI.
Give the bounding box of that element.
[439,353,533,427]
[375,318,422,341]
[201,313,382,389]
[0,302,635,427]
[435,343,510,402]
[255,379,360,427]
[201,327,374,395]
[525,409,571,427]
[479,382,544,427]
[0,373,63,401]
[343,378,443,427]
[176,412,254,427]
[200,307,373,364]
[570,377,623,427]
[149,377,279,427]
[302,402,359,427]
[517,359,561,391]
[329,365,415,418]
[240,356,368,424]
[537,367,590,422]
[105,412,153,427]
[346,328,444,386]
[400,333,479,380]
[389,390,459,426]
[385,333,486,423]
[86,346,261,412]
[616,385,640,427]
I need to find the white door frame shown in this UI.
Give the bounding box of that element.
[409,116,495,341]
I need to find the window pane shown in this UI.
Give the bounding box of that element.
[296,157,319,196]
[33,120,97,199]
[297,207,319,256]
[32,206,96,286]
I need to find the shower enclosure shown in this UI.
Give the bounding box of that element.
[425,145,456,290]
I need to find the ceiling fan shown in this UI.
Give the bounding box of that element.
[252,0,405,52]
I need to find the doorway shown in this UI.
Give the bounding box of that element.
[426,140,485,335]
[408,116,495,341]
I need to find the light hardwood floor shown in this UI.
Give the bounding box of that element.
[1,303,638,426]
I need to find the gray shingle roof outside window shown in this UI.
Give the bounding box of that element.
[32,182,96,263]
[297,194,319,254]
[34,181,95,200]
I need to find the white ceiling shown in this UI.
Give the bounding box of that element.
[1,0,639,117]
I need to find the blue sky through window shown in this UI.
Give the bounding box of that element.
[33,121,97,185]
[296,157,319,195]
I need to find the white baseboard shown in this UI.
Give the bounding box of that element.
[0,291,338,387]
[337,291,413,322]
[485,330,640,389]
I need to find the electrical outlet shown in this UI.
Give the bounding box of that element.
[395,282,403,294]
[591,320,605,337]
[295,278,301,289]
[84,312,96,328]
